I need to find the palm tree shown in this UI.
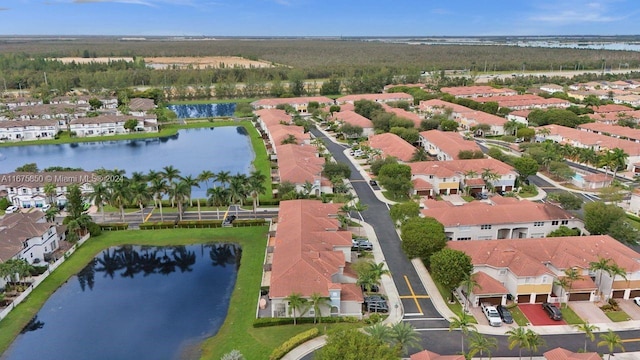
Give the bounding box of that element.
[554,277,571,308]
[43,182,57,206]
[368,262,391,286]
[598,329,625,360]
[607,263,628,295]
[129,180,152,223]
[169,180,190,221]
[161,166,181,206]
[228,174,248,212]
[574,321,600,352]
[504,119,522,136]
[481,168,500,193]
[389,322,421,355]
[590,257,612,296]
[108,179,132,222]
[198,170,215,191]
[449,313,476,354]
[45,207,59,223]
[460,275,481,313]
[525,329,545,360]
[563,267,582,303]
[181,175,200,207]
[149,177,168,222]
[364,322,392,343]
[87,181,109,222]
[284,292,308,325]
[309,292,330,324]
[215,170,231,188]
[506,326,529,360]
[410,147,429,162]
[207,186,230,219]
[609,148,629,178]
[247,175,266,214]
[468,331,498,360]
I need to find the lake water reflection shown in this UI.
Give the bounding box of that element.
[2,243,241,360]
[0,127,253,198]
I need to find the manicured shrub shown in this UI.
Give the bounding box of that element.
[269,328,320,360]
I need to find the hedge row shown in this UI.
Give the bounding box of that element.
[253,316,353,328]
[269,328,320,360]
[98,223,129,231]
[138,219,266,230]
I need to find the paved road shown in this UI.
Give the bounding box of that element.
[308,128,640,357]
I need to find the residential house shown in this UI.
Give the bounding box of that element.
[409,158,517,197]
[417,99,474,117]
[336,93,413,105]
[331,110,374,138]
[0,120,60,141]
[537,124,640,172]
[570,172,612,190]
[380,103,422,127]
[410,350,465,360]
[267,200,363,319]
[70,114,158,137]
[0,211,65,266]
[274,144,331,196]
[540,84,564,94]
[543,348,601,360]
[128,98,156,116]
[592,104,634,114]
[448,235,638,305]
[251,96,334,113]
[0,171,96,208]
[421,197,584,241]
[613,94,640,106]
[1,97,42,109]
[367,133,416,162]
[578,122,640,143]
[567,89,610,102]
[418,130,482,161]
[473,94,571,110]
[587,110,640,124]
[506,109,532,125]
[255,108,292,130]
[440,86,517,98]
[455,111,507,136]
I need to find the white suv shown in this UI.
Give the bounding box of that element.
[5,205,19,214]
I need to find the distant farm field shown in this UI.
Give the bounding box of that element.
[53,56,275,69]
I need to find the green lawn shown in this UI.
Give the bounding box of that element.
[560,305,583,325]
[508,306,529,326]
[102,205,140,214]
[605,311,630,322]
[518,188,539,198]
[381,191,409,203]
[433,280,477,323]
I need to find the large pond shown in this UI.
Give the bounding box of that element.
[0,126,253,198]
[167,103,236,118]
[1,243,241,360]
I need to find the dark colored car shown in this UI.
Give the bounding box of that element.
[542,302,563,321]
[367,301,389,313]
[369,180,378,186]
[496,305,513,324]
[364,295,386,305]
[361,284,380,293]
[223,214,237,226]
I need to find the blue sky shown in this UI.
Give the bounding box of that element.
[1,0,639,36]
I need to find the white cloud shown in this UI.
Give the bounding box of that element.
[529,0,629,24]
[71,0,198,6]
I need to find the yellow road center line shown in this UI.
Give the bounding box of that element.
[144,208,154,222]
[404,275,424,315]
[399,295,430,299]
[621,338,640,343]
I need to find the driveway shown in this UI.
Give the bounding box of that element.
[619,299,640,320]
[569,302,611,324]
[519,304,567,326]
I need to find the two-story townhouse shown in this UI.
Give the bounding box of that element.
[449,236,636,305]
[440,86,517,98]
[255,108,292,133]
[267,200,363,319]
[367,133,416,162]
[421,197,584,241]
[2,97,43,110]
[592,104,634,114]
[0,211,66,266]
[587,110,640,124]
[0,120,60,141]
[418,130,482,161]
[251,96,334,113]
[537,124,640,172]
[331,110,375,138]
[506,109,531,126]
[0,171,96,208]
[70,114,157,137]
[380,103,422,128]
[417,99,474,118]
[336,93,414,105]
[455,111,507,136]
[274,144,331,196]
[409,158,517,197]
[128,98,156,117]
[613,94,640,106]
[473,94,571,110]
[540,84,564,94]
[578,122,640,143]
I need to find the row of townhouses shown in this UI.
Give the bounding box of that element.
[0,171,96,209]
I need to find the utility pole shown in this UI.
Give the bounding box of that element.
[44,72,48,86]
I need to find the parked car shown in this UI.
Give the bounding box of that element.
[542,302,563,321]
[361,284,380,293]
[481,303,503,327]
[353,239,373,251]
[5,205,18,214]
[634,297,640,306]
[366,301,389,313]
[42,204,51,211]
[369,180,377,186]
[364,295,386,305]
[474,192,488,200]
[496,305,513,324]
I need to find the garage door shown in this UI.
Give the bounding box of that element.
[569,292,591,301]
[629,290,640,297]
[439,189,447,195]
[479,296,502,306]
[612,290,625,299]
[535,294,548,303]
[518,294,531,303]
[450,189,458,194]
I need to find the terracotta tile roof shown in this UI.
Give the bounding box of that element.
[255,108,291,127]
[418,99,473,114]
[509,109,532,118]
[129,98,156,111]
[0,119,59,128]
[322,103,355,113]
[410,159,515,182]
[381,103,422,127]
[440,86,516,98]
[336,92,414,104]
[368,133,416,162]
[0,211,51,262]
[460,111,507,126]
[421,200,576,227]
[252,96,334,107]
[411,350,465,360]
[465,178,485,186]
[544,347,601,360]
[412,178,433,190]
[563,275,596,291]
[583,173,611,183]
[270,200,361,300]
[540,124,640,156]
[448,235,640,277]
[275,144,325,184]
[419,130,483,160]
[331,110,373,129]
[587,110,640,123]
[409,162,456,178]
[472,271,508,295]
[473,94,570,109]
[269,124,309,145]
[593,104,634,113]
[578,122,640,141]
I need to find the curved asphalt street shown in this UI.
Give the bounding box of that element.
[308,128,640,357]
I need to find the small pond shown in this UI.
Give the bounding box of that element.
[1,243,241,360]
